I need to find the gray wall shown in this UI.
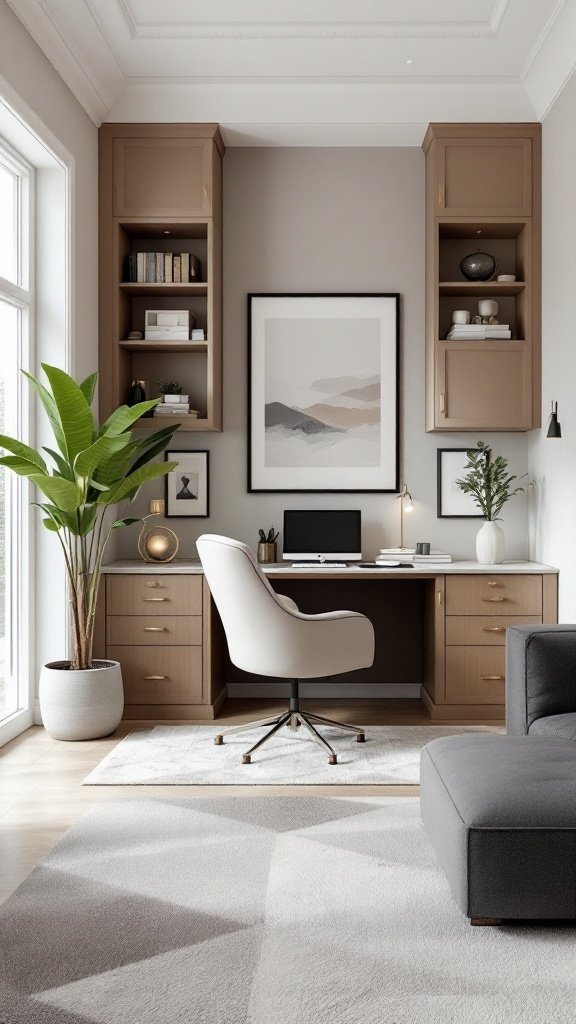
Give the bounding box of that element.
[116,147,530,561]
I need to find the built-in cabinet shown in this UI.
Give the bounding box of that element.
[423,123,541,431]
[99,123,224,431]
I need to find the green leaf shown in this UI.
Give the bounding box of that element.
[79,372,98,407]
[41,364,95,462]
[43,447,74,481]
[99,401,159,437]
[129,427,181,474]
[76,505,98,537]
[0,435,47,473]
[111,517,141,529]
[42,518,61,532]
[0,455,47,478]
[22,371,67,457]
[30,474,81,513]
[99,461,178,506]
[74,434,128,484]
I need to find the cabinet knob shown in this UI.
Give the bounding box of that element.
[143,675,167,681]
[481,675,505,681]
[143,597,168,602]
[143,626,167,632]
[482,626,505,633]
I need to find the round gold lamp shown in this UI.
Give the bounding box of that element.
[138,499,180,563]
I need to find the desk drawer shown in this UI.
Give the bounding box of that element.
[445,647,505,704]
[107,615,202,646]
[107,574,202,616]
[445,575,542,616]
[109,645,202,704]
[446,614,541,646]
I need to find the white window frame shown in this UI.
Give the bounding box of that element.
[0,138,34,743]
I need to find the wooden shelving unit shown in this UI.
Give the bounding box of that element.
[99,124,224,432]
[423,123,541,432]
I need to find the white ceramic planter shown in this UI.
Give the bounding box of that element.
[476,521,505,565]
[39,660,124,741]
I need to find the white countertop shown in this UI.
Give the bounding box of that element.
[102,559,558,575]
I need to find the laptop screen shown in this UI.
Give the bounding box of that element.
[282,510,362,561]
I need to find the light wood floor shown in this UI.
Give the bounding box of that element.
[0,699,494,905]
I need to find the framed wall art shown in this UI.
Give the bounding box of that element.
[437,448,483,518]
[248,293,399,492]
[165,450,209,518]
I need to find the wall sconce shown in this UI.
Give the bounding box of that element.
[397,483,414,551]
[546,401,562,438]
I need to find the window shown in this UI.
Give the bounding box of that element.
[0,141,33,732]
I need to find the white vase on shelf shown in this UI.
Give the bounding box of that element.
[476,520,505,565]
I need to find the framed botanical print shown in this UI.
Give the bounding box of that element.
[437,448,482,518]
[165,450,209,518]
[248,293,399,492]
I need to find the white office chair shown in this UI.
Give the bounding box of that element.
[196,534,375,765]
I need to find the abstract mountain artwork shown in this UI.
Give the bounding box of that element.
[249,295,398,492]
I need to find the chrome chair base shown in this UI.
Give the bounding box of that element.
[213,680,366,765]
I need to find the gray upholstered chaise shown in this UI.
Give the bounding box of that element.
[420,625,576,924]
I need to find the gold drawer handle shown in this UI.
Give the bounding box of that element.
[486,581,500,588]
[145,581,159,588]
[481,675,505,681]
[143,597,168,602]
[143,675,167,680]
[143,627,167,632]
[482,597,506,603]
[482,626,505,633]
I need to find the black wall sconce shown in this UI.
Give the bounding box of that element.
[546,401,562,438]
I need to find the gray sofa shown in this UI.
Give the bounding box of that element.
[421,625,576,923]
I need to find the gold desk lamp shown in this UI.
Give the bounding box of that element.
[138,499,179,563]
[396,483,414,552]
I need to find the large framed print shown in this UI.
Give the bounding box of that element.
[248,294,399,492]
[165,450,209,517]
[437,448,483,518]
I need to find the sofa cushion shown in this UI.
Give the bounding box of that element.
[529,713,576,741]
[420,734,576,919]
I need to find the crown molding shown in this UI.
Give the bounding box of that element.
[118,0,511,41]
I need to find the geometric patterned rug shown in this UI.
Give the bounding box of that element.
[82,724,499,786]
[0,797,574,1024]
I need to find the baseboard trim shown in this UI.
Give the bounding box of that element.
[420,686,504,722]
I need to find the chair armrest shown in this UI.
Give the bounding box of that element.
[506,625,576,735]
[275,594,300,614]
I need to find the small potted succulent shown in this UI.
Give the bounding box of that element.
[157,380,183,404]
[456,441,525,564]
[257,527,279,564]
[0,365,180,740]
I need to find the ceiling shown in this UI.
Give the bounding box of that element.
[7,0,576,144]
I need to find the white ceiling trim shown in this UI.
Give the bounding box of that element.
[125,74,523,87]
[6,0,119,124]
[118,0,511,40]
[519,0,566,79]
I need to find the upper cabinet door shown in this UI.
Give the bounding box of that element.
[436,138,532,217]
[113,138,213,217]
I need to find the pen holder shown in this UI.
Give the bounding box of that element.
[257,542,277,564]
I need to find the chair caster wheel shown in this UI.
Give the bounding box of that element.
[328,754,338,765]
[356,733,366,743]
[214,735,223,745]
[242,754,252,764]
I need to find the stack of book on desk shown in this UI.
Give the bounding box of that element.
[413,550,452,564]
[446,324,512,341]
[376,548,453,564]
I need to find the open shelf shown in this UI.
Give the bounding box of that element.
[119,340,208,353]
[136,415,209,431]
[439,281,525,296]
[119,282,208,297]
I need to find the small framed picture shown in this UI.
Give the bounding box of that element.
[165,450,209,518]
[437,448,483,519]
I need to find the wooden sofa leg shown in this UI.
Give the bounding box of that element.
[470,917,503,927]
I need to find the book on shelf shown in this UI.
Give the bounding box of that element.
[136,252,145,282]
[164,253,173,282]
[145,252,156,283]
[155,252,164,283]
[125,252,202,284]
[154,407,198,418]
[127,253,138,282]
[447,324,511,340]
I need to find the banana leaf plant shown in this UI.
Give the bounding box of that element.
[0,365,180,671]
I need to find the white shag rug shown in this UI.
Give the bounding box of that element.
[0,796,573,1024]
[83,724,499,786]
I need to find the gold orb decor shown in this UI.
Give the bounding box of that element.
[137,498,180,563]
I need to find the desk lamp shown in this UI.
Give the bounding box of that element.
[397,483,414,551]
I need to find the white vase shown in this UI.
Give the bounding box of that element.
[39,660,124,741]
[476,521,505,565]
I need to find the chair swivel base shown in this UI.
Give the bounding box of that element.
[213,683,366,765]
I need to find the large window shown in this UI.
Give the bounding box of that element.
[0,143,32,731]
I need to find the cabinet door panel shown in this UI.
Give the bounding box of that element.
[109,645,202,704]
[445,647,505,703]
[113,138,212,217]
[437,343,531,430]
[438,139,532,216]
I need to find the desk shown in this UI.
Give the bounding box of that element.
[99,560,558,722]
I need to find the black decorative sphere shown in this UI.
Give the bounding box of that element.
[459,251,497,281]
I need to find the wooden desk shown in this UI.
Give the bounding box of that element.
[100,560,558,722]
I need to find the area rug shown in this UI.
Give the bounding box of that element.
[0,796,574,1024]
[83,724,499,786]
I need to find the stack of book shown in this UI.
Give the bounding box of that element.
[154,404,199,418]
[376,548,453,564]
[412,550,452,564]
[126,252,201,284]
[446,323,512,341]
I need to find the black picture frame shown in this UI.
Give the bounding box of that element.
[437,448,483,519]
[247,293,400,493]
[165,450,210,518]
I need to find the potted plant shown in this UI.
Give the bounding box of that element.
[456,441,525,564]
[257,527,279,564]
[157,380,183,404]
[0,364,180,740]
